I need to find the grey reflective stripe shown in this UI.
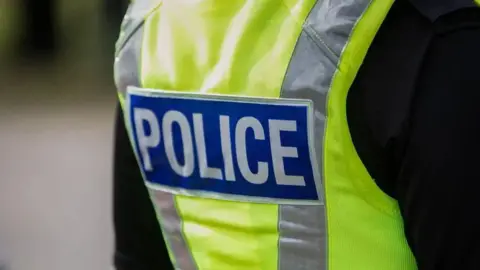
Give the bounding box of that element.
[115,0,160,95]
[114,27,142,96]
[149,191,198,270]
[115,0,161,53]
[114,3,197,269]
[278,1,372,269]
[278,205,326,270]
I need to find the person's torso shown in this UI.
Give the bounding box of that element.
[114,0,416,269]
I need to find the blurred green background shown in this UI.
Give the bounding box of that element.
[0,0,127,269]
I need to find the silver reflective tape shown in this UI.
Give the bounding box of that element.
[278,206,326,270]
[116,0,161,53]
[149,190,197,270]
[128,0,160,18]
[278,0,372,269]
[114,27,143,96]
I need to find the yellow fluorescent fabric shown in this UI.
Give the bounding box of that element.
[141,0,315,95]
[140,0,316,269]
[325,0,416,269]
[177,198,278,270]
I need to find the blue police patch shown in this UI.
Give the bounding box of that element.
[125,87,321,204]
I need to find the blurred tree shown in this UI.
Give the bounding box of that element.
[19,0,57,59]
[16,0,128,62]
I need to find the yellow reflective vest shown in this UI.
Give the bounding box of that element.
[114,0,417,269]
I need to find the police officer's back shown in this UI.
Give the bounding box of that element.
[113,0,480,269]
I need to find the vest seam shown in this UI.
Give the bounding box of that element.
[278,0,320,98]
[302,24,340,64]
[116,20,145,56]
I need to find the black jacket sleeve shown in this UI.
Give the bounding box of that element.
[395,8,480,270]
[113,106,173,270]
[347,2,480,269]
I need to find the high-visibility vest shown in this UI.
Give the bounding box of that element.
[114,0,417,269]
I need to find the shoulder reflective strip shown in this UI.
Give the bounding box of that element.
[115,27,143,106]
[149,191,198,269]
[116,0,162,53]
[114,6,197,269]
[278,0,372,269]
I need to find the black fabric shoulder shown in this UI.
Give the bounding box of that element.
[408,0,478,22]
[433,6,480,34]
[394,21,480,270]
[347,0,433,198]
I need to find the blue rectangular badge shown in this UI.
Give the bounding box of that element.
[125,87,321,204]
